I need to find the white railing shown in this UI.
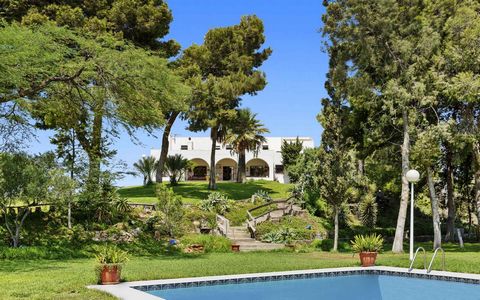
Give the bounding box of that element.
[216,214,230,236]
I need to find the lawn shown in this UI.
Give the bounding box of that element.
[1,243,479,300]
[118,180,293,204]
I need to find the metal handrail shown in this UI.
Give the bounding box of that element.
[427,247,445,273]
[408,247,426,271]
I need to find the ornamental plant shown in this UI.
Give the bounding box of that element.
[350,234,384,253]
[95,245,129,265]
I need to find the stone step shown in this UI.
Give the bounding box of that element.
[227,232,250,236]
[229,238,255,242]
[237,244,285,252]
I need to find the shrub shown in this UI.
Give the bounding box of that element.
[0,245,90,260]
[180,234,231,253]
[350,234,383,253]
[183,207,217,231]
[155,184,184,237]
[199,192,233,215]
[314,239,351,252]
[256,215,327,242]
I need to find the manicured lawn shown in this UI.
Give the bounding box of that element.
[119,180,293,204]
[1,243,479,300]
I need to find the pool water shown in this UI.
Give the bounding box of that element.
[147,275,480,300]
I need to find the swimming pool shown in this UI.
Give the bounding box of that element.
[89,267,480,300]
[145,274,480,300]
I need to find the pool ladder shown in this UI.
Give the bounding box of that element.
[408,247,445,273]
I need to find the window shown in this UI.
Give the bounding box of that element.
[180,145,188,150]
[226,144,233,150]
[275,165,284,174]
[215,145,221,150]
[262,144,269,150]
[191,166,207,179]
[249,165,269,177]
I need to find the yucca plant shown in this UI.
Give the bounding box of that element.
[351,234,384,253]
[359,194,378,228]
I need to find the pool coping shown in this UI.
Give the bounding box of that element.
[88,266,480,300]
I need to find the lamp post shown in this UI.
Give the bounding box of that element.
[406,169,420,261]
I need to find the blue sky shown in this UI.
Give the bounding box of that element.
[29,0,328,187]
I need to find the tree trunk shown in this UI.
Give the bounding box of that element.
[392,109,410,253]
[474,141,480,223]
[358,159,365,176]
[156,112,179,183]
[68,129,75,229]
[444,144,455,242]
[427,167,442,249]
[86,107,103,192]
[237,148,246,183]
[333,207,339,252]
[11,208,29,248]
[67,202,72,229]
[209,127,218,190]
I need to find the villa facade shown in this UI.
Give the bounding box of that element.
[150,136,314,184]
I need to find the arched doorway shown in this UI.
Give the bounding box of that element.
[216,158,238,181]
[188,158,209,181]
[246,158,269,178]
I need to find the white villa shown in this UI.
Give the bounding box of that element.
[150,136,314,184]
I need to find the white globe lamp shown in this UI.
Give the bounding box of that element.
[406,169,420,183]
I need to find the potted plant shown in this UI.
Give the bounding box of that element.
[231,229,240,252]
[95,245,129,285]
[351,233,383,267]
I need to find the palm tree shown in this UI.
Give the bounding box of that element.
[225,109,269,183]
[165,154,190,185]
[133,156,158,186]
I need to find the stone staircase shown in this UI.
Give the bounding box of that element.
[226,226,284,252]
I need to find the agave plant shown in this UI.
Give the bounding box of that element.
[199,192,232,215]
[252,190,272,204]
[261,228,298,244]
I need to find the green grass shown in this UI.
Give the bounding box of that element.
[119,180,293,204]
[2,242,480,300]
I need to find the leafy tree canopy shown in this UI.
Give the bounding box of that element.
[0,0,179,55]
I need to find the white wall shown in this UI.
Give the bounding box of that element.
[150,136,314,183]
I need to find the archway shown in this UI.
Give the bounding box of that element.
[215,158,238,181]
[188,158,209,181]
[246,158,269,178]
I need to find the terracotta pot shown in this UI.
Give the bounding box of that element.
[231,244,240,252]
[359,252,378,267]
[100,265,121,285]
